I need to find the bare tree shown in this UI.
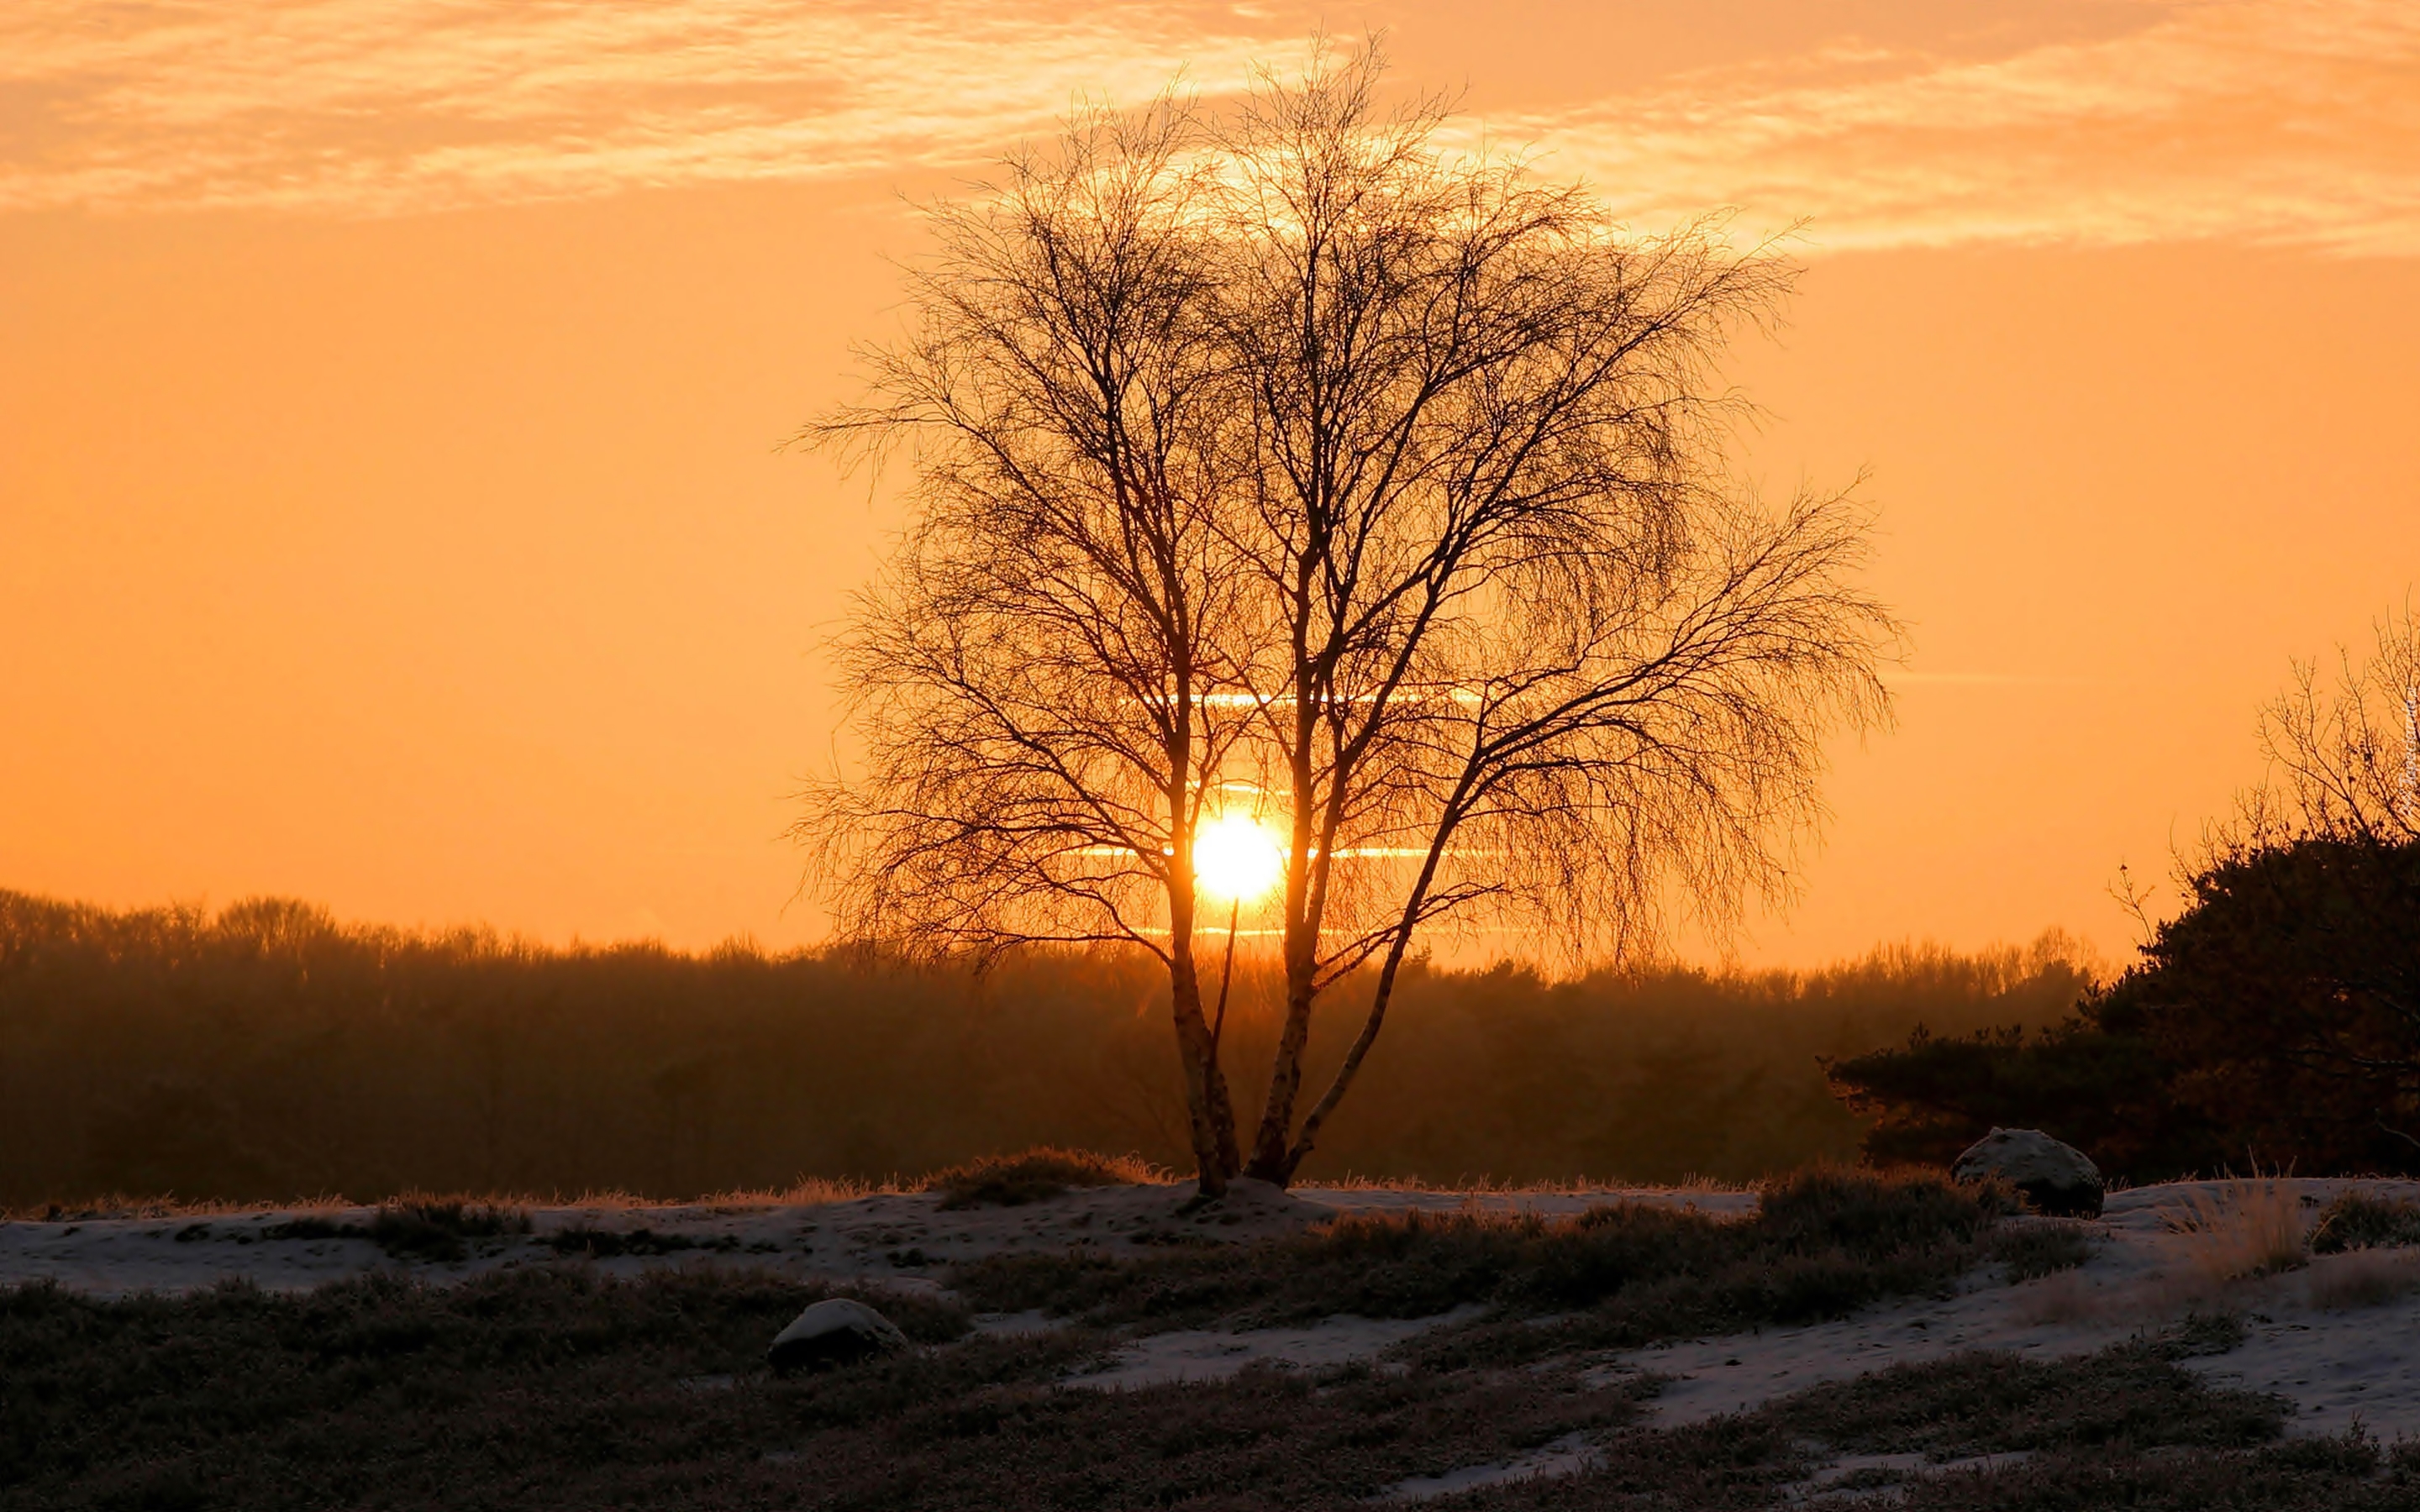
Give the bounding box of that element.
[797,99,1256,1187]
[2247,599,2420,846]
[800,48,1900,1193]
[1200,55,1897,1181]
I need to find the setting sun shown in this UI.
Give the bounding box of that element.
[1192,813,1286,904]
[8,8,2420,1496]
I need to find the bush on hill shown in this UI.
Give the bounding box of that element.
[925,1147,1166,1208]
[1828,834,2420,1182]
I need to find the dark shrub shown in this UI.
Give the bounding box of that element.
[365,1201,530,1263]
[2310,1191,2420,1253]
[1825,1018,2226,1180]
[1991,1220,2095,1280]
[254,1200,531,1263]
[923,1147,1163,1209]
[957,1165,2005,1348]
[1830,835,2420,1181]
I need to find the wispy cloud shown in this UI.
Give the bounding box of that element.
[3,0,2414,254]
[1502,0,2420,255]
[0,0,1285,214]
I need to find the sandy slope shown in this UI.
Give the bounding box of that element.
[6,1178,2413,1443]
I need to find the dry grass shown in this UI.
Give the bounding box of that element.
[0,1173,1822,1231]
[1991,1219,2096,1281]
[2013,1268,2105,1326]
[924,1147,1171,1209]
[1303,1171,1739,1195]
[2307,1248,2420,1310]
[3,1178,919,1224]
[20,1242,2403,1511]
[553,1176,911,1211]
[2,1192,362,1222]
[2162,1179,2310,1288]
[960,1164,2013,1361]
[0,1167,1714,1224]
[2309,1189,2420,1253]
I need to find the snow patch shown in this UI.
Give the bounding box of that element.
[1066,1306,1488,1389]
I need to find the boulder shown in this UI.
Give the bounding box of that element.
[1952,1127,2105,1218]
[766,1298,910,1374]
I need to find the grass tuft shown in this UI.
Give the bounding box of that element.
[1762,1327,2281,1457]
[2164,1179,2308,1285]
[2309,1189,2420,1253]
[544,1226,739,1259]
[2307,1248,2420,1310]
[365,1200,532,1263]
[1989,1219,2096,1281]
[923,1147,1166,1209]
[2013,1267,2102,1326]
[255,1199,531,1263]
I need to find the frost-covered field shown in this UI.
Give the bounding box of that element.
[0,1179,1753,1298]
[10,1178,2417,1430]
[10,1174,2420,1509]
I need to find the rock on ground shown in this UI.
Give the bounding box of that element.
[1952,1126,2104,1217]
[767,1298,909,1373]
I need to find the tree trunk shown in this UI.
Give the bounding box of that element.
[1270,922,1418,1184]
[1255,815,1450,1185]
[1244,957,1316,1181]
[1167,902,1241,1192]
[1244,750,1323,1182]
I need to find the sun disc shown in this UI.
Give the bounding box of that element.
[1192,813,1285,903]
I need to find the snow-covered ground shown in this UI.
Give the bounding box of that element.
[6,1177,2416,1441]
[1607,1179,2420,1441]
[0,1179,1750,1297]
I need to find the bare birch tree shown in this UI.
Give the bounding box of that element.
[2248,600,2420,846]
[800,49,1900,1193]
[1205,55,1898,1182]
[798,101,1256,1186]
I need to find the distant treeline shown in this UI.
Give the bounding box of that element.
[0,888,2096,1206]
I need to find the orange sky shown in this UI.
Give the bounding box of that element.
[4,1,2417,965]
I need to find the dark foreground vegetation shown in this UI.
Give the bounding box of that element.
[0,887,2092,1205]
[923,1147,1163,1210]
[953,1167,2077,1371]
[1830,833,2420,1183]
[4,1170,2399,1511]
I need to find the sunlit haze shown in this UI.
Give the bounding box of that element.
[6,1,2417,963]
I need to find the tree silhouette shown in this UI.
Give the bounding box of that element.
[801,47,1897,1193]
[1828,604,2420,1180]
[2249,600,2420,848]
